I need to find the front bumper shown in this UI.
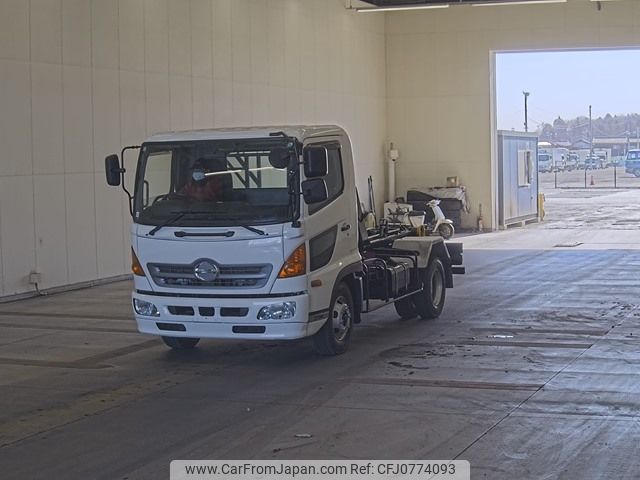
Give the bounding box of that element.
[132,291,326,340]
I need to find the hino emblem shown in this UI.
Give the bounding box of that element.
[193,260,219,282]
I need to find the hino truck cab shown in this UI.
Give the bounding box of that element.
[105,125,463,355]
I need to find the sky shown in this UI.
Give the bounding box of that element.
[496,49,640,132]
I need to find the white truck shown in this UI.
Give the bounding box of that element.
[105,125,464,355]
[538,147,568,173]
[565,153,579,171]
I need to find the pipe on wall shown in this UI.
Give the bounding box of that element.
[388,143,399,202]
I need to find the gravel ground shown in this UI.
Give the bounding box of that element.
[539,166,640,190]
[539,168,640,230]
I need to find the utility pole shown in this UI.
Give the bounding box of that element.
[523,92,530,132]
[637,127,639,149]
[589,105,593,160]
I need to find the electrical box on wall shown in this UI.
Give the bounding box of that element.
[29,272,41,285]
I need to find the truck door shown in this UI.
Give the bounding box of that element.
[303,138,360,313]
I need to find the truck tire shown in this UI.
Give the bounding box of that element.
[162,336,200,349]
[394,298,417,319]
[414,258,446,320]
[313,282,354,356]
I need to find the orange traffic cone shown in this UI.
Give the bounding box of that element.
[590,175,595,186]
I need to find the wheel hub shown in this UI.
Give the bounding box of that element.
[431,270,444,306]
[332,296,351,342]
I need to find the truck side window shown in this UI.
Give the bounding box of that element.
[144,151,172,205]
[308,145,344,215]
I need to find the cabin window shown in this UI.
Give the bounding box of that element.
[518,150,532,187]
[308,145,345,215]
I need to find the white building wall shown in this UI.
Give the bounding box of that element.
[386,0,640,229]
[8,0,638,297]
[0,0,386,297]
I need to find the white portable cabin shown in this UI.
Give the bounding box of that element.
[498,131,539,228]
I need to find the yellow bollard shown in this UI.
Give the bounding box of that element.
[538,193,545,221]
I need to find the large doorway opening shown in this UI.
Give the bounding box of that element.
[495,49,640,233]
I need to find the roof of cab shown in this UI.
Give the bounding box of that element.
[144,125,347,143]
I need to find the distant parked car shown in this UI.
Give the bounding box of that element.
[584,156,603,170]
[625,149,640,177]
[565,154,579,171]
[612,157,626,167]
[538,153,552,173]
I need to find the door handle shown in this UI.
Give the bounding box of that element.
[341,223,351,232]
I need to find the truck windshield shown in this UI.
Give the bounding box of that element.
[134,138,297,227]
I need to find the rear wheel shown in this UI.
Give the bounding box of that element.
[162,336,200,350]
[313,283,354,356]
[438,223,454,240]
[414,258,446,320]
[394,297,417,319]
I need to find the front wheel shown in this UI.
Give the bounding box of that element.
[414,258,446,320]
[162,336,200,349]
[313,283,354,356]
[438,223,454,240]
[394,297,417,319]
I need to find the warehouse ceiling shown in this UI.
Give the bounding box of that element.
[360,0,568,5]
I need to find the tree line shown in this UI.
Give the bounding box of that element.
[538,113,640,144]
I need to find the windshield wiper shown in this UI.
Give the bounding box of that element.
[147,211,188,236]
[173,224,265,237]
[174,231,234,238]
[148,211,266,236]
[147,210,212,236]
[196,213,267,236]
[235,224,266,236]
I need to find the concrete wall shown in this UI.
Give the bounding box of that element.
[386,0,640,229]
[0,0,386,297]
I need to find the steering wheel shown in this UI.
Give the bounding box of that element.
[152,192,190,204]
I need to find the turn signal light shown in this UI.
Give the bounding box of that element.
[131,248,145,276]
[278,244,306,278]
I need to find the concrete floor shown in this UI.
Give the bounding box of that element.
[2,195,640,479]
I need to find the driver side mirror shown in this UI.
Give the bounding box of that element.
[301,178,328,205]
[304,147,329,178]
[105,154,123,186]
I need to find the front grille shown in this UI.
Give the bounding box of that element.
[168,306,195,316]
[220,307,249,317]
[148,261,272,289]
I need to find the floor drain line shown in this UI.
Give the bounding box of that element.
[554,242,583,248]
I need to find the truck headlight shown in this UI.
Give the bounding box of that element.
[133,298,160,317]
[257,302,296,320]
